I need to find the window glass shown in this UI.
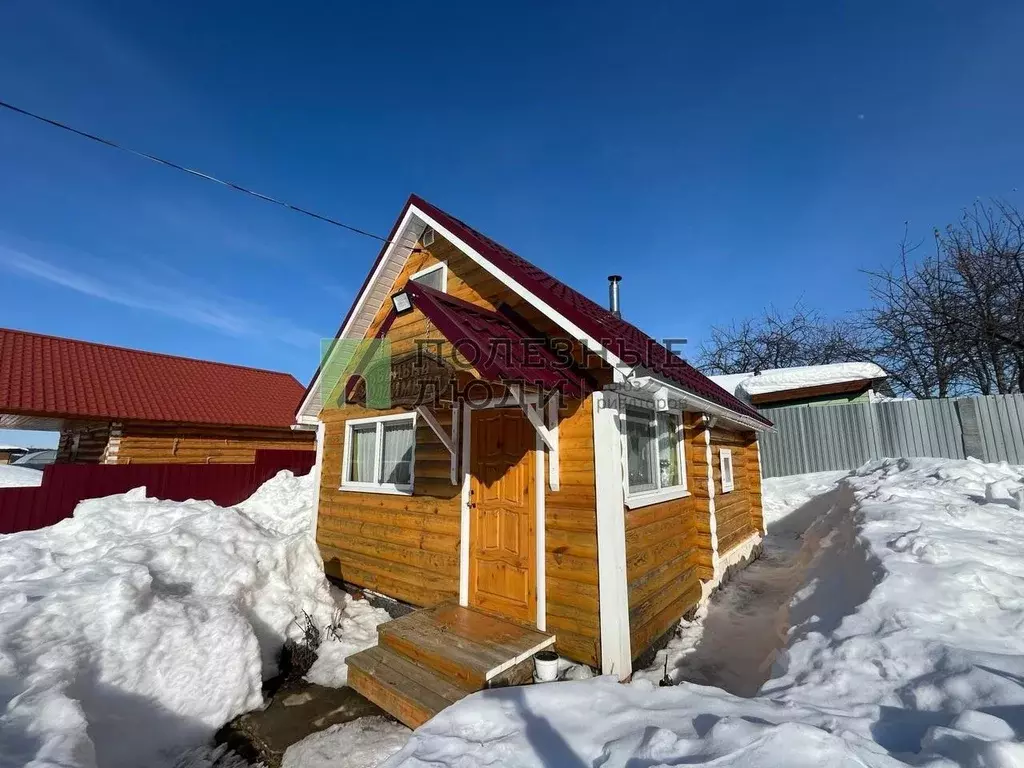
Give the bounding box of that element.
[411,265,444,291]
[720,449,734,492]
[381,421,414,485]
[625,406,657,493]
[657,412,680,487]
[348,424,377,483]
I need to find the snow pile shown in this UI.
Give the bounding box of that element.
[306,589,392,688]
[283,716,409,768]
[0,463,44,487]
[385,458,1024,768]
[0,470,339,768]
[236,469,316,535]
[711,362,887,400]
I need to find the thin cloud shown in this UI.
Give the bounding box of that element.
[0,244,321,349]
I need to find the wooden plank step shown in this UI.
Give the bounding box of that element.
[347,646,470,729]
[377,604,554,691]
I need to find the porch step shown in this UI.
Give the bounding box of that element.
[347,645,468,729]
[348,602,556,729]
[378,602,554,690]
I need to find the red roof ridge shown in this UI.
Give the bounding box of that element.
[0,326,302,385]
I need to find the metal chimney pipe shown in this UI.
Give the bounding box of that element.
[608,275,622,318]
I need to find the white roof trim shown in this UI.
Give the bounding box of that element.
[297,209,425,421]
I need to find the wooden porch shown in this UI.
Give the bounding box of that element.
[347,602,555,728]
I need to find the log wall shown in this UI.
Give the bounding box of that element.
[317,403,463,608]
[113,422,313,465]
[56,421,111,464]
[709,427,763,554]
[544,396,601,667]
[624,412,704,659]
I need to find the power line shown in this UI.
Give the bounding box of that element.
[0,98,396,246]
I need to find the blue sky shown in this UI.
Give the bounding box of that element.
[2,1,1023,447]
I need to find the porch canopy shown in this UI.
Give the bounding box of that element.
[402,281,592,401]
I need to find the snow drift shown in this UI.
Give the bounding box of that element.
[0,470,338,768]
[0,463,44,488]
[385,458,1024,767]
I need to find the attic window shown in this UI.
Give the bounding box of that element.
[421,227,435,247]
[409,262,448,293]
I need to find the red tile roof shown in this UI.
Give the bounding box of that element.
[0,328,305,428]
[404,281,592,399]
[408,196,771,426]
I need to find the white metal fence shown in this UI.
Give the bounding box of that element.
[759,393,1024,478]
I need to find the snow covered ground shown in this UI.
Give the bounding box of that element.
[0,463,44,487]
[382,459,1024,768]
[7,455,1024,768]
[0,470,388,768]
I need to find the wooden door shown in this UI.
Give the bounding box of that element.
[469,409,536,625]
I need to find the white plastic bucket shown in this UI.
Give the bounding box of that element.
[534,650,559,682]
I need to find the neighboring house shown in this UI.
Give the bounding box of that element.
[0,328,314,464]
[297,194,772,716]
[0,444,27,465]
[711,362,888,412]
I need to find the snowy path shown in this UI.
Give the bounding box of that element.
[636,471,854,694]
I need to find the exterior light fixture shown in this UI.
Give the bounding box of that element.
[392,291,413,314]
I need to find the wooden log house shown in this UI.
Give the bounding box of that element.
[296,195,772,726]
[0,328,314,464]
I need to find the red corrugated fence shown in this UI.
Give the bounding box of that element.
[0,449,315,535]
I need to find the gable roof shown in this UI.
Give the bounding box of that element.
[0,327,305,429]
[299,195,771,428]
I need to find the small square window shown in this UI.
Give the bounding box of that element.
[720,448,735,493]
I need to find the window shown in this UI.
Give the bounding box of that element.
[342,413,416,494]
[720,448,735,493]
[623,405,687,507]
[409,262,447,292]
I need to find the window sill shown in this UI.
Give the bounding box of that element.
[340,484,413,496]
[624,487,690,509]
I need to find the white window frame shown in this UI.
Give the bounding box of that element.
[341,412,416,495]
[409,262,448,293]
[719,448,735,493]
[621,403,688,509]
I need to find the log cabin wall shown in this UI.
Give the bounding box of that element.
[112,422,313,464]
[317,402,462,607]
[544,396,601,668]
[56,420,111,464]
[709,427,763,555]
[624,412,705,660]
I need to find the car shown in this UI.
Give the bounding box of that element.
[11,449,57,471]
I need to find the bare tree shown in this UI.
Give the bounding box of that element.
[862,235,966,398]
[864,202,1024,397]
[697,303,865,375]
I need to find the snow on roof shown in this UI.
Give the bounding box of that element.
[711,362,887,401]
[0,445,27,452]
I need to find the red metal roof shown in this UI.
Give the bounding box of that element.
[0,328,306,428]
[404,282,591,399]
[408,196,770,426]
